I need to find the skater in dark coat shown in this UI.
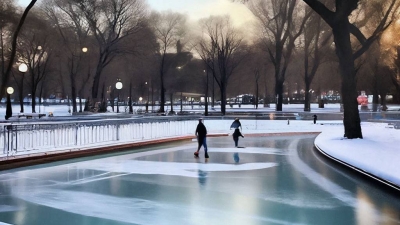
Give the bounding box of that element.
[232,128,244,147]
[194,118,209,158]
[230,118,242,130]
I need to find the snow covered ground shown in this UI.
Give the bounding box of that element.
[314,123,400,190]
[0,103,399,189]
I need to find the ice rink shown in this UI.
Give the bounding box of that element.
[0,134,399,225]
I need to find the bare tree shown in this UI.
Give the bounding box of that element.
[148,11,187,113]
[246,44,268,109]
[0,0,37,100]
[0,0,18,84]
[303,0,399,139]
[392,47,400,102]
[302,9,332,111]
[247,0,310,111]
[17,10,56,113]
[195,16,247,115]
[73,0,147,108]
[42,0,92,112]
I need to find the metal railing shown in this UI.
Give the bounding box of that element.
[1,118,198,158]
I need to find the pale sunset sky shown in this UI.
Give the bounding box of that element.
[17,0,255,27]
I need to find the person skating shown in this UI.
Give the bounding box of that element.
[232,128,244,147]
[194,118,209,158]
[230,118,242,130]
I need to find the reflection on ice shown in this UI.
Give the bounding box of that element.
[287,140,356,206]
[73,160,279,185]
[262,193,338,209]
[211,147,288,155]
[15,189,305,225]
[0,205,20,212]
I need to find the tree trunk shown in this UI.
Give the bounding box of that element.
[372,93,379,112]
[304,81,311,112]
[381,94,387,111]
[129,82,133,114]
[70,84,77,113]
[333,21,362,139]
[90,61,103,107]
[255,81,259,109]
[170,92,173,113]
[220,83,226,115]
[79,96,83,112]
[275,81,284,111]
[110,90,115,112]
[159,71,165,113]
[205,71,209,116]
[31,92,36,113]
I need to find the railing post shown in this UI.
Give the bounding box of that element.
[116,124,120,141]
[75,123,78,146]
[2,126,5,155]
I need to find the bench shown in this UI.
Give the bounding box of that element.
[17,113,47,119]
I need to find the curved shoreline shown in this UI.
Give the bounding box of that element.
[314,143,400,192]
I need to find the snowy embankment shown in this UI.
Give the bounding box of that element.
[315,122,400,189]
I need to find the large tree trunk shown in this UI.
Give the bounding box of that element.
[70,74,77,113]
[255,81,259,109]
[31,92,36,113]
[160,76,165,113]
[333,21,362,139]
[169,92,173,113]
[380,93,387,111]
[304,81,311,112]
[220,83,226,115]
[205,72,209,116]
[91,61,104,106]
[275,80,284,111]
[372,93,379,112]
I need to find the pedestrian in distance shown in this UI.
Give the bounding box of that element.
[194,118,209,158]
[313,115,317,124]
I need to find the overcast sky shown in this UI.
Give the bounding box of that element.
[17,0,255,27]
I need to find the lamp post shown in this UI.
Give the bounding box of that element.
[115,79,123,113]
[129,81,133,114]
[18,63,28,113]
[145,82,150,112]
[5,87,14,120]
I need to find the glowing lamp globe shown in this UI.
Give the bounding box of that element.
[18,63,28,73]
[115,81,123,90]
[7,87,14,95]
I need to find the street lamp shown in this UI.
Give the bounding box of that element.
[5,87,14,120]
[18,63,28,113]
[82,47,88,53]
[145,81,150,112]
[115,79,123,113]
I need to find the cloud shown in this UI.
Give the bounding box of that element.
[148,0,255,27]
